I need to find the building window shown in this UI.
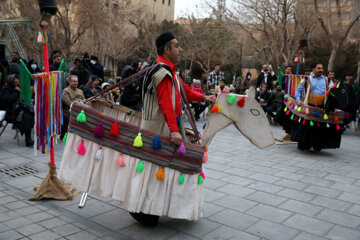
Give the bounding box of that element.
[168,0,171,6]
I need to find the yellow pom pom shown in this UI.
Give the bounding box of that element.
[133,132,143,147]
[217,105,222,113]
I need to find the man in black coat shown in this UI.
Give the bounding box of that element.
[256,64,277,90]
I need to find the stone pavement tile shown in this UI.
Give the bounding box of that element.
[247,181,284,193]
[330,182,360,195]
[311,195,352,212]
[347,204,360,216]
[216,184,256,198]
[247,173,281,183]
[3,217,33,229]
[16,223,46,236]
[15,206,41,217]
[223,167,255,177]
[0,205,8,213]
[0,151,18,159]
[0,211,21,222]
[204,188,227,202]
[248,166,279,175]
[0,230,24,240]
[90,208,136,231]
[300,176,334,187]
[64,198,116,218]
[246,191,287,207]
[168,217,221,238]
[246,204,293,223]
[203,178,227,190]
[319,167,350,176]
[202,225,260,240]
[0,222,10,233]
[280,199,323,217]
[38,217,67,229]
[0,191,7,198]
[249,159,277,167]
[28,230,66,240]
[283,214,333,236]
[121,224,177,240]
[59,230,98,240]
[274,179,308,190]
[5,176,42,190]
[247,219,299,240]
[205,162,232,172]
[52,223,81,237]
[203,202,224,218]
[25,212,54,222]
[213,195,257,212]
[293,232,330,240]
[337,192,360,204]
[325,225,360,240]
[277,188,315,202]
[274,170,305,181]
[221,175,255,186]
[47,194,81,208]
[304,185,341,198]
[5,200,31,210]
[57,215,75,223]
[210,151,236,159]
[225,161,255,170]
[0,156,31,167]
[0,195,18,205]
[204,168,229,180]
[271,163,302,173]
[208,209,258,230]
[296,169,327,178]
[316,209,360,228]
[324,174,356,184]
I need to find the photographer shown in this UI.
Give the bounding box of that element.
[0,74,34,146]
[70,57,91,86]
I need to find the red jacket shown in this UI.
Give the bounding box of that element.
[156,56,204,132]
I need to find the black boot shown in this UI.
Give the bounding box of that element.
[129,212,159,227]
[25,131,34,147]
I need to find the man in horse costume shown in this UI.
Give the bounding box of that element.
[130,32,216,226]
[278,61,344,151]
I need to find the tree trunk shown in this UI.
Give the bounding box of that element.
[358,38,360,79]
[327,44,340,72]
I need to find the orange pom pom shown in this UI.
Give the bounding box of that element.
[288,100,292,105]
[211,105,218,113]
[155,168,164,180]
[204,146,208,152]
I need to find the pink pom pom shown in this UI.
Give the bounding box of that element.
[294,116,298,121]
[221,91,230,94]
[305,108,310,115]
[202,152,208,163]
[177,142,186,154]
[94,123,104,138]
[200,171,206,180]
[77,141,86,155]
[336,125,341,130]
[285,110,290,116]
[117,154,126,167]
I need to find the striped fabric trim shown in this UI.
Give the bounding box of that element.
[285,96,345,124]
[69,103,204,174]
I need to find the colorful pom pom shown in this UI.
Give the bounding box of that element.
[288,100,292,105]
[302,119,306,125]
[286,110,290,116]
[202,152,208,163]
[151,135,162,150]
[110,122,119,136]
[310,121,314,127]
[95,147,102,161]
[323,114,328,120]
[156,168,165,180]
[294,116,298,121]
[217,105,222,113]
[334,115,339,122]
[63,132,68,145]
[290,114,294,120]
[94,123,104,138]
[211,105,218,113]
[77,141,86,155]
[237,96,245,107]
[226,94,236,105]
[133,132,143,147]
[136,161,144,172]
[76,110,87,123]
[297,107,302,112]
[198,174,204,185]
[179,173,185,184]
[336,83,340,88]
[315,111,321,117]
[305,108,310,115]
[284,107,288,112]
[177,142,186,154]
[336,125,341,130]
[326,89,330,95]
[317,122,321,127]
[117,154,126,167]
[204,146,208,152]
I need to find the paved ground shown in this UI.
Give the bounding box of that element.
[1,119,360,240]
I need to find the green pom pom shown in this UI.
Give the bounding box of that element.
[63,132,68,145]
[136,161,144,173]
[323,113,328,120]
[133,132,143,147]
[284,107,288,112]
[76,110,87,123]
[284,94,289,98]
[198,174,204,185]
[290,113,294,120]
[179,173,185,184]
[226,94,236,105]
[310,121,314,127]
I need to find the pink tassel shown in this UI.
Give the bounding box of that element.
[117,154,126,167]
[294,116,298,121]
[317,122,321,127]
[336,125,341,130]
[221,91,230,94]
[94,123,104,138]
[202,152,208,163]
[77,141,86,155]
[285,110,290,115]
[200,171,206,180]
[305,108,310,115]
[177,142,186,154]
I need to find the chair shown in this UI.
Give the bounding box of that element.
[0,111,20,144]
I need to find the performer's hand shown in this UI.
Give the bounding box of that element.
[171,131,183,145]
[204,95,216,103]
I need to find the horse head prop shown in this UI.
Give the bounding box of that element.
[202,92,275,149]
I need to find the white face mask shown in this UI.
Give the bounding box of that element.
[91,60,96,64]
[31,64,37,70]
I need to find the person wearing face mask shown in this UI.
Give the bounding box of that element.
[241,72,251,94]
[26,60,41,75]
[89,55,104,81]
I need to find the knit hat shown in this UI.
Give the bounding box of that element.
[155,32,176,49]
[101,82,110,89]
[91,75,99,81]
[107,79,115,85]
